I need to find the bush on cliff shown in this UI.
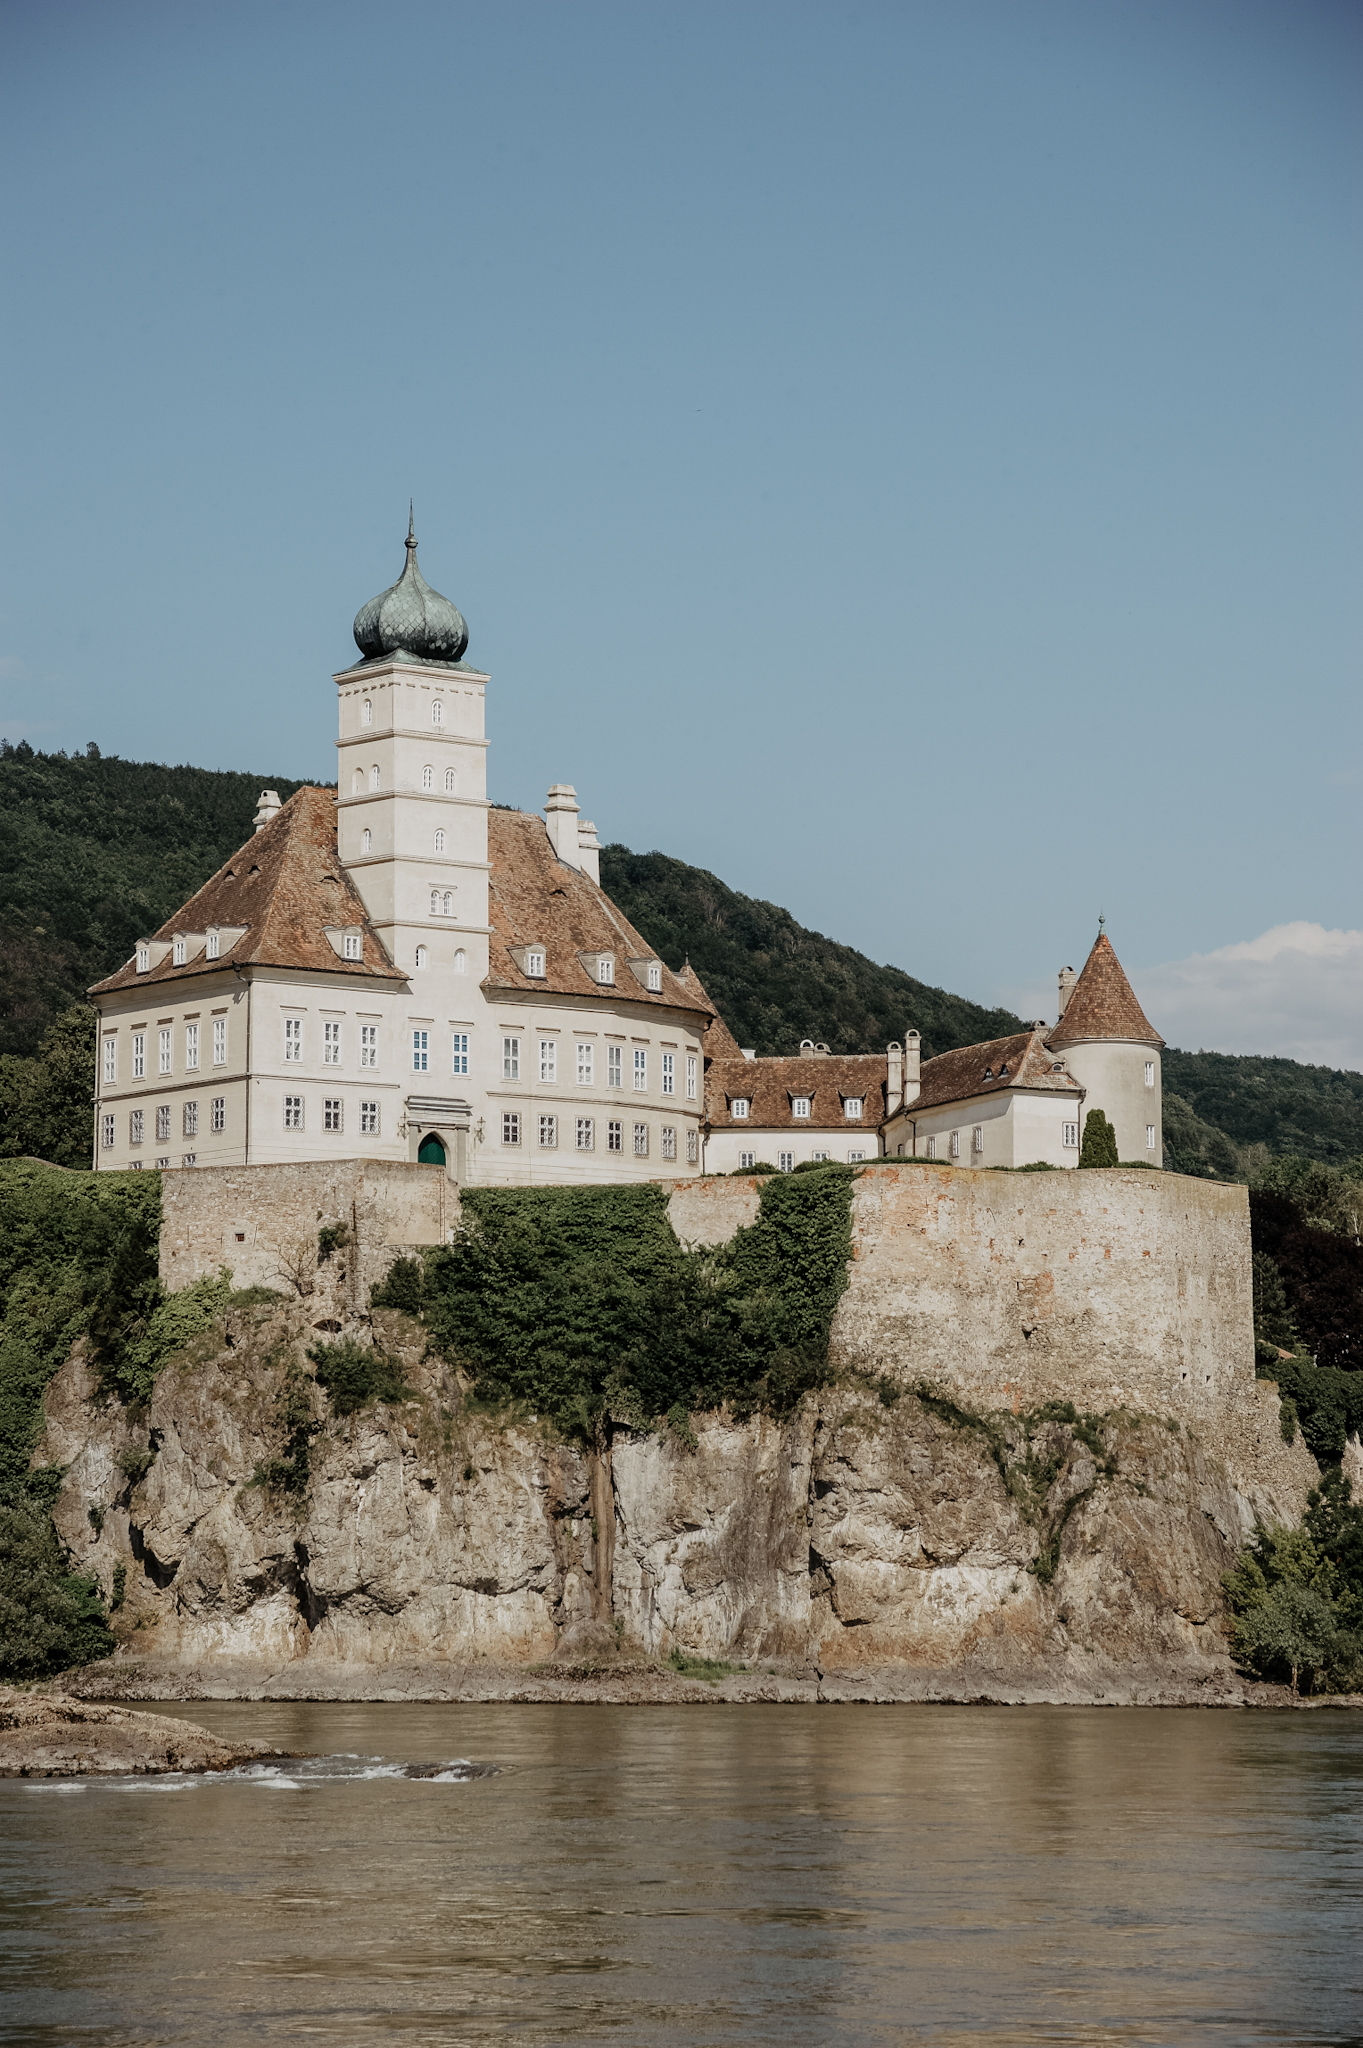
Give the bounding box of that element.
[1224,1468,1363,1693]
[371,1167,856,1445]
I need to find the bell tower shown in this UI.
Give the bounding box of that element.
[334,516,490,989]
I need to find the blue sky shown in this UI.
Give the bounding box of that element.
[2,1,1359,1055]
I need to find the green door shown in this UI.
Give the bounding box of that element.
[417,1133,447,1166]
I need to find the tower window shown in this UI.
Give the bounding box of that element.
[370,765,380,790]
[361,828,372,854]
[343,933,362,960]
[431,699,443,726]
[422,765,434,791]
[430,890,440,916]
[453,948,466,973]
[442,892,453,916]
[1145,1062,1155,1088]
[433,829,446,855]
[353,769,364,795]
[444,768,456,793]
[362,698,373,726]
[414,944,429,969]
[1146,1125,1157,1149]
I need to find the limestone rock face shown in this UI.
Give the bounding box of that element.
[36,1291,1321,1696]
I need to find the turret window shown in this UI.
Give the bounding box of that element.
[1145,1062,1155,1087]
[433,830,446,854]
[1146,1125,1157,1149]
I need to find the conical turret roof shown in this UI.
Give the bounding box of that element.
[1048,931,1163,1048]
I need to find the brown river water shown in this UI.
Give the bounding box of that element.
[3,1703,1361,2046]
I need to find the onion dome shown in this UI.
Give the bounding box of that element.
[352,510,469,666]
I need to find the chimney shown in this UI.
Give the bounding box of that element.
[253,790,281,833]
[576,816,601,885]
[886,1041,903,1115]
[1058,966,1077,1019]
[544,785,581,868]
[904,1028,921,1102]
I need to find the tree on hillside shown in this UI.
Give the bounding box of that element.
[0,1005,96,1169]
[1078,1110,1118,1168]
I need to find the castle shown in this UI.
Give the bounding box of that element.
[89,523,1164,1180]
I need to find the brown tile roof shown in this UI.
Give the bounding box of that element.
[89,787,403,995]
[485,809,715,1021]
[907,1028,1082,1114]
[706,1054,888,1130]
[673,965,744,1061]
[1048,933,1163,1048]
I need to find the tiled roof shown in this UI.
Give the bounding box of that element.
[89,787,403,995]
[705,1054,888,1130]
[675,967,744,1061]
[1048,933,1163,1048]
[485,810,716,1022]
[906,1028,1081,1114]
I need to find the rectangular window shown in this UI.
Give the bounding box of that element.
[633,1048,647,1091]
[284,1095,304,1130]
[213,1017,227,1066]
[503,1035,520,1081]
[207,932,219,960]
[926,1135,937,1159]
[597,956,614,985]
[183,1100,198,1138]
[360,1099,380,1135]
[607,1046,622,1088]
[182,1153,196,1168]
[159,1028,172,1076]
[324,1098,343,1132]
[661,1053,675,1097]
[607,1119,623,1154]
[731,1098,749,1120]
[451,1031,469,1075]
[812,1150,830,1163]
[502,1111,521,1146]
[778,1150,794,1172]
[1062,1122,1079,1148]
[343,933,362,961]
[211,1096,225,1133]
[633,1122,648,1157]
[686,1055,697,1101]
[1145,1062,1155,1088]
[102,1037,116,1085]
[576,1042,594,1086]
[686,1129,698,1164]
[128,1159,143,1170]
[739,1150,755,1170]
[324,1021,341,1065]
[539,1039,557,1084]
[1146,1124,1157,1149]
[848,1149,866,1164]
[844,1097,863,1120]
[129,1109,144,1146]
[360,1024,378,1069]
[155,1156,170,1169]
[575,1117,594,1151]
[539,1114,557,1148]
[284,1017,302,1063]
[412,1029,429,1073]
[136,947,149,974]
[132,1032,146,1079]
[661,1125,677,1161]
[185,1023,199,1070]
[526,949,545,978]
[101,1113,115,1150]
[972,1125,983,1153]
[949,1131,960,1158]
[154,1103,171,1141]
[792,1096,811,1119]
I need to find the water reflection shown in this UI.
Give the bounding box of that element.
[2,1705,1360,2045]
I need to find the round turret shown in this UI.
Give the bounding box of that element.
[353,513,469,666]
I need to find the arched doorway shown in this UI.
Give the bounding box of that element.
[417,1132,447,1166]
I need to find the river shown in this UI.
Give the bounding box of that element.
[3,1703,1361,2045]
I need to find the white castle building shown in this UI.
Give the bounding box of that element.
[89,524,1163,1181]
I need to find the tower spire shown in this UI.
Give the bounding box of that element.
[406,501,416,555]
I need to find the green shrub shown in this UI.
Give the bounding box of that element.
[1224,1469,1363,1693]
[317,1222,349,1263]
[308,1338,411,1417]
[731,1162,777,1176]
[1078,1111,1119,1168]
[372,1256,423,1315]
[0,1478,114,1677]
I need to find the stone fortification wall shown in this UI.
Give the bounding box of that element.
[159,1159,455,1308]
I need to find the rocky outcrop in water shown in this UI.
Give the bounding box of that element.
[34,1285,1318,1702]
[0,1687,294,1775]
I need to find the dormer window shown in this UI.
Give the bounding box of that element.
[731,1097,750,1119]
[999,1063,1009,1077]
[362,698,373,726]
[136,947,149,973]
[597,956,614,985]
[792,1096,811,1119]
[343,934,362,961]
[206,933,220,961]
[172,938,186,966]
[647,962,662,992]
[526,949,546,978]
[843,1097,864,1120]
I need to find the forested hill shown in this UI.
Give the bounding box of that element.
[599,846,1026,1064]
[2,744,1360,1167]
[0,742,316,1057]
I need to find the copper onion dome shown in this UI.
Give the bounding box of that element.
[352,510,469,666]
